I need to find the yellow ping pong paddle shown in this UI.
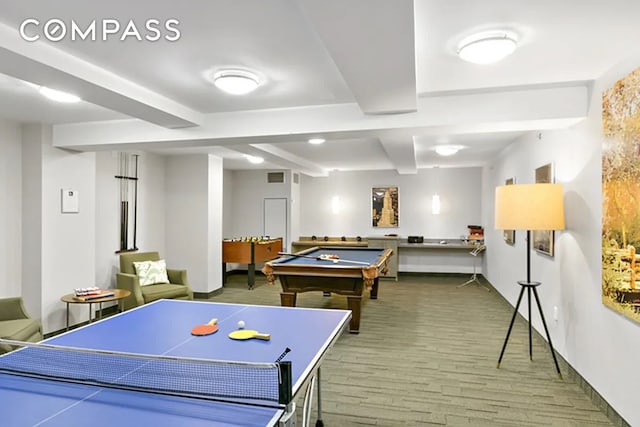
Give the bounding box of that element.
[228,329,271,341]
[191,318,219,336]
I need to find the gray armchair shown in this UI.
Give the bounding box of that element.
[0,297,43,354]
[117,251,193,310]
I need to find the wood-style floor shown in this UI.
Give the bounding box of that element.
[207,273,614,426]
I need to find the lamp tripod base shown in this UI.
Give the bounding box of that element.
[497,281,563,380]
[458,274,490,291]
[458,246,489,291]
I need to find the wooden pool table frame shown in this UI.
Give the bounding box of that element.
[262,246,392,333]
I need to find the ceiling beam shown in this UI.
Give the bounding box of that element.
[298,0,417,115]
[0,22,201,129]
[249,143,328,177]
[379,136,417,174]
[51,82,589,150]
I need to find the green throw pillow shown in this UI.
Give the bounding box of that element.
[133,259,170,286]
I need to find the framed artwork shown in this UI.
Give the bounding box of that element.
[601,65,640,324]
[533,163,554,256]
[503,178,515,245]
[372,186,398,228]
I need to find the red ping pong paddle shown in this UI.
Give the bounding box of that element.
[191,318,219,336]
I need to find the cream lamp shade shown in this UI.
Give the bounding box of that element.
[494,183,565,231]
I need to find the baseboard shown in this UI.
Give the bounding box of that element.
[224,268,250,276]
[193,288,225,300]
[487,279,630,427]
[398,271,470,278]
[564,365,630,426]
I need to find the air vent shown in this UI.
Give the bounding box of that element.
[293,173,299,184]
[267,172,285,183]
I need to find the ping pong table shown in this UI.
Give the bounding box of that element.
[0,299,351,427]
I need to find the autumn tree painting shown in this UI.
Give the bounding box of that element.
[602,66,640,323]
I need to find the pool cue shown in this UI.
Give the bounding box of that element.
[131,154,139,251]
[117,152,128,251]
[277,252,371,266]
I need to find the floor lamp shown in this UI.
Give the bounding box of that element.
[494,183,565,379]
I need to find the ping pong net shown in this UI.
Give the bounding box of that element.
[0,339,292,407]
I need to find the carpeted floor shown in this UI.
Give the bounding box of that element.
[205,273,613,426]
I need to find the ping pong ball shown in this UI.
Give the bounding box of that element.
[237,320,245,329]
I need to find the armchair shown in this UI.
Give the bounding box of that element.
[0,297,43,354]
[117,252,193,310]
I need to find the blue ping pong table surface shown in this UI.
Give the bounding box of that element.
[0,299,351,427]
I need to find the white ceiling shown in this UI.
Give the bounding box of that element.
[1,0,639,175]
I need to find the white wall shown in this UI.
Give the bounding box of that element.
[228,167,482,272]
[208,155,223,292]
[223,169,234,238]
[21,125,43,320]
[95,151,118,290]
[227,169,291,245]
[40,127,97,333]
[0,120,22,299]
[165,154,223,293]
[484,56,640,426]
[299,167,482,238]
[6,138,221,330]
[95,152,167,291]
[166,155,209,292]
[289,171,301,253]
[136,153,168,255]
[20,130,169,332]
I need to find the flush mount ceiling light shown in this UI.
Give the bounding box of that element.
[457,31,518,64]
[434,145,465,156]
[38,86,81,103]
[244,154,264,164]
[212,69,260,95]
[308,138,325,145]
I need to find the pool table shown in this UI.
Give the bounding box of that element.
[262,246,393,333]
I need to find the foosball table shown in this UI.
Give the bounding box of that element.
[222,237,283,289]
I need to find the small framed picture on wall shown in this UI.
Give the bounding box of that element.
[503,177,515,245]
[533,163,554,256]
[372,186,398,228]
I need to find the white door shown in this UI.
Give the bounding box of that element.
[264,198,288,249]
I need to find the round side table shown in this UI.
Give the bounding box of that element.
[60,289,131,331]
